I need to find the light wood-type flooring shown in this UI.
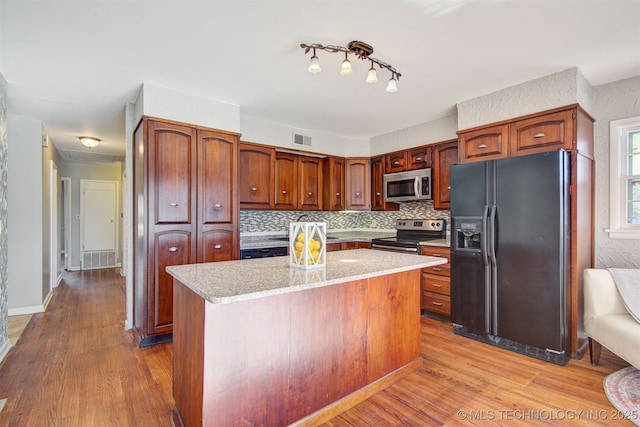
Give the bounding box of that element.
[0,269,632,426]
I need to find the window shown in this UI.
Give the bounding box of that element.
[608,116,640,239]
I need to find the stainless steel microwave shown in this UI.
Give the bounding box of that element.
[384,169,432,202]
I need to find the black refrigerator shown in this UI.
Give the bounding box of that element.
[450,150,570,365]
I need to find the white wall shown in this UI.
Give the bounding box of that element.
[593,75,640,268]
[0,70,10,360]
[58,161,123,271]
[370,114,458,156]
[7,114,44,313]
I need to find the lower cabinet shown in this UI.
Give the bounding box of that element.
[420,245,451,316]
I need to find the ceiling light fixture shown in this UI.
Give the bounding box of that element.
[300,40,401,92]
[79,136,101,148]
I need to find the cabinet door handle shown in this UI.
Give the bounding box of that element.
[336,192,340,196]
[355,192,361,197]
[448,186,451,190]
[308,192,313,196]
[213,244,222,249]
[169,202,178,207]
[432,301,443,306]
[478,144,487,149]
[168,247,179,252]
[393,160,400,165]
[282,190,288,194]
[376,192,381,196]
[415,157,423,161]
[214,203,222,209]
[250,187,258,192]
[432,267,443,271]
[533,132,546,138]
[431,283,442,288]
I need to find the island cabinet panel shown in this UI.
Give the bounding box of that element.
[133,117,239,346]
[287,279,369,421]
[171,269,423,427]
[238,143,275,209]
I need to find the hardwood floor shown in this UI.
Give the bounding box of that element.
[0,269,631,426]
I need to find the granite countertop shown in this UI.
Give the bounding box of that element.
[419,238,450,248]
[240,230,397,249]
[167,249,447,305]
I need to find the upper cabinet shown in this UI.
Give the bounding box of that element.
[239,143,275,209]
[385,151,407,173]
[509,109,574,157]
[457,123,509,163]
[323,156,345,211]
[432,139,458,211]
[274,152,299,210]
[458,105,589,163]
[408,146,432,170]
[370,156,399,212]
[345,158,370,211]
[298,156,323,211]
[274,152,323,211]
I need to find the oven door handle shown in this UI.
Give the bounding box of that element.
[371,244,418,253]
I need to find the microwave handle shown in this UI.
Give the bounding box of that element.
[414,176,420,197]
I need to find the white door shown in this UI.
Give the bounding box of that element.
[80,180,119,270]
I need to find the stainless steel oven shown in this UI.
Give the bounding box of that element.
[371,219,446,253]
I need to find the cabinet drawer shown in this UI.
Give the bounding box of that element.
[424,263,449,276]
[458,124,509,163]
[421,291,451,315]
[421,273,450,296]
[420,246,450,261]
[510,110,574,156]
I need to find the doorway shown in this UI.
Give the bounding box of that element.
[80,179,119,270]
[60,177,71,271]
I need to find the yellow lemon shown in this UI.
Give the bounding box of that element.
[311,249,320,260]
[297,233,305,242]
[294,241,304,251]
[313,240,321,250]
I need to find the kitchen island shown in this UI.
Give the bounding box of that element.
[167,249,446,427]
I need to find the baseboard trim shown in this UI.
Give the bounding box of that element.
[42,290,54,311]
[67,266,80,272]
[0,339,11,364]
[8,305,45,316]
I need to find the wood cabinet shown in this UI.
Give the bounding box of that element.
[239,143,274,209]
[458,123,509,163]
[274,152,298,210]
[298,156,323,210]
[346,158,370,210]
[370,156,399,211]
[326,241,371,252]
[455,104,595,359]
[385,151,407,173]
[132,117,239,346]
[420,245,451,316]
[275,152,323,211]
[432,139,458,210]
[323,156,345,211]
[408,146,432,170]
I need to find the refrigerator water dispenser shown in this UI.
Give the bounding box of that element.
[454,218,482,251]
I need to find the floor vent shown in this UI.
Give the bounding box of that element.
[81,250,116,270]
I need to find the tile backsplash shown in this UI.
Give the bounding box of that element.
[240,201,450,234]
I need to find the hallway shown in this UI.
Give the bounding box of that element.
[0,269,174,426]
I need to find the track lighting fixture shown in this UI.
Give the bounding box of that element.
[300,40,401,93]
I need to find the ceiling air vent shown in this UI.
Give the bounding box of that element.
[292,133,312,147]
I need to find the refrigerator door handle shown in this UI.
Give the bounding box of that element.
[481,204,490,267]
[489,204,498,333]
